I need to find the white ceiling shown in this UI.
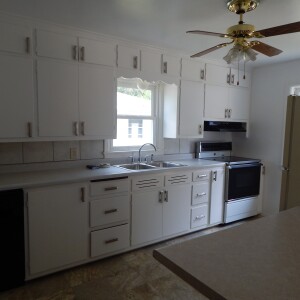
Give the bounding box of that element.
[1,0,300,67]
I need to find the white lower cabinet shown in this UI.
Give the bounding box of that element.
[27,183,89,276]
[91,224,129,257]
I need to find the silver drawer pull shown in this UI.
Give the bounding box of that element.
[194,215,205,221]
[196,192,206,197]
[197,174,207,178]
[105,238,118,244]
[104,208,118,214]
[25,37,31,54]
[104,186,118,191]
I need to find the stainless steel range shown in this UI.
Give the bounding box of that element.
[196,141,262,223]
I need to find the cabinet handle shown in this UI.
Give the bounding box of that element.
[200,69,205,80]
[225,109,228,118]
[80,46,85,61]
[105,238,118,244]
[227,74,231,84]
[73,45,78,60]
[159,191,164,203]
[213,171,217,181]
[194,215,205,221]
[196,192,206,197]
[228,109,232,118]
[80,187,86,202]
[104,208,118,214]
[104,186,118,191]
[199,125,202,135]
[231,74,235,84]
[27,122,32,137]
[81,121,85,135]
[197,174,207,178]
[163,62,168,74]
[133,56,138,69]
[74,122,79,136]
[25,37,30,54]
[164,190,168,202]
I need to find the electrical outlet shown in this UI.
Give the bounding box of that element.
[70,147,78,160]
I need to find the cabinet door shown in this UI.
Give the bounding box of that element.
[0,55,34,138]
[131,190,163,246]
[79,64,116,138]
[179,80,204,137]
[140,48,162,76]
[230,68,251,88]
[0,22,32,55]
[210,168,225,225]
[162,54,181,77]
[37,59,78,137]
[181,58,205,81]
[36,29,78,61]
[204,83,228,120]
[78,37,116,66]
[27,184,88,275]
[206,64,230,85]
[117,45,140,70]
[163,184,191,236]
[228,87,250,121]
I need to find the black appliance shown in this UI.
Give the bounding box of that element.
[204,121,247,132]
[0,189,25,292]
[195,141,262,223]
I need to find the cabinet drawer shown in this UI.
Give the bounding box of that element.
[165,172,191,186]
[193,170,211,182]
[90,195,129,227]
[132,174,164,191]
[91,224,129,257]
[90,178,129,196]
[191,205,208,228]
[192,182,209,205]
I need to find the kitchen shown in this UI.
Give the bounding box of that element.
[0,0,300,299]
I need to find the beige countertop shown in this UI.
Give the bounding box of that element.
[153,206,300,300]
[0,159,224,190]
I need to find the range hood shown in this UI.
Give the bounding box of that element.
[204,121,246,132]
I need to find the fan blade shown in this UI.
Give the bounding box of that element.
[186,30,229,38]
[251,41,283,57]
[191,43,231,58]
[255,21,300,37]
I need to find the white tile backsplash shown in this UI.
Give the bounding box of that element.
[23,142,54,163]
[80,140,104,159]
[54,141,80,161]
[0,143,23,164]
[164,138,180,154]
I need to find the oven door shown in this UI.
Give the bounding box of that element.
[226,163,261,201]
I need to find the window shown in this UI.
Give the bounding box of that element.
[111,78,157,152]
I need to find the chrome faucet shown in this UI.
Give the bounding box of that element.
[138,143,157,163]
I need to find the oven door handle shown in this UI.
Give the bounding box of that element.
[227,163,262,169]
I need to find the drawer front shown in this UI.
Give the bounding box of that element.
[191,205,208,228]
[132,174,164,191]
[90,195,129,227]
[192,182,209,205]
[90,178,129,196]
[193,170,211,182]
[165,172,191,186]
[91,224,129,257]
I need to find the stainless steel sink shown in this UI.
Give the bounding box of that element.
[116,163,156,170]
[147,161,187,168]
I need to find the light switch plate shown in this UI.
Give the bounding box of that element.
[70,147,78,160]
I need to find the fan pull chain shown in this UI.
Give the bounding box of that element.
[237,54,240,86]
[243,60,246,80]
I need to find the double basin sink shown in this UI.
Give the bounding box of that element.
[116,161,187,171]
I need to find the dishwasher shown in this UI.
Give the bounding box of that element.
[0,189,25,292]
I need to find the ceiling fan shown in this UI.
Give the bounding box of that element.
[187,0,300,62]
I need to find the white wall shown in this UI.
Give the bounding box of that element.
[233,59,300,215]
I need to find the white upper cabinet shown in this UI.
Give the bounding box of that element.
[229,68,251,88]
[206,64,230,86]
[0,22,32,55]
[79,64,116,138]
[36,29,116,66]
[162,54,181,77]
[140,48,162,76]
[181,58,205,81]
[117,44,140,71]
[205,83,250,121]
[179,80,205,138]
[0,55,34,138]
[37,60,78,137]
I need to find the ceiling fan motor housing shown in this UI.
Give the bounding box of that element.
[227,0,260,14]
[227,23,256,37]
